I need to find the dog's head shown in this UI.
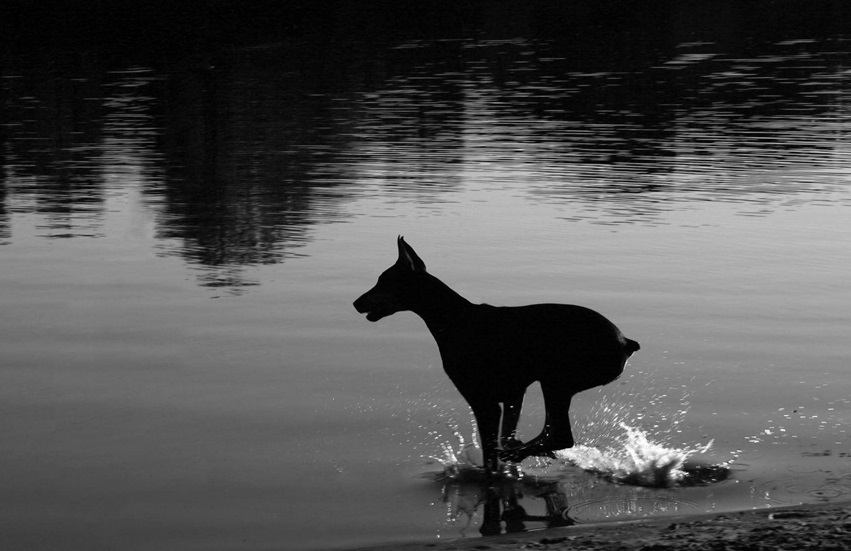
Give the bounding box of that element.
[353,236,426,322]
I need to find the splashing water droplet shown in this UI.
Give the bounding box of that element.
[430,430,488,481]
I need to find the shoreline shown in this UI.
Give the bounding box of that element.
[340,500,851,551]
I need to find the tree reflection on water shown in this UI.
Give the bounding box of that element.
[2,3,850,290]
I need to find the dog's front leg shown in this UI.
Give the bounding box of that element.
[469,400,501,472]
[500,394,525,450]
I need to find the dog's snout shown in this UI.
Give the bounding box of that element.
[353,288,394,322]
[353,290,369,312]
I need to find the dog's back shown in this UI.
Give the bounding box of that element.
[432,302,638,404]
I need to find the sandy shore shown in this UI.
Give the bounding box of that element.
[343,501,851,551]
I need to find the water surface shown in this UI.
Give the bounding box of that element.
[2,6,851,550]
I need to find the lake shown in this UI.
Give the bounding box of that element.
[1,3,850,550]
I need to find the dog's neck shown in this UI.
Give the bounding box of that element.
[407,272,472,335]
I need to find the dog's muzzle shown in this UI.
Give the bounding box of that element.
[354,294,392,322]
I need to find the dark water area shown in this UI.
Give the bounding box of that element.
[4,2,851,259]
[2,2,851,550]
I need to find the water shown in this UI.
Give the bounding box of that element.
[432,423,727,531]
[2,4,851,550]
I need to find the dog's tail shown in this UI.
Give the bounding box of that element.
[625,338,640,355]
[603,337,640,386]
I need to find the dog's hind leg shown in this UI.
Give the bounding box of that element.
[500,391,575,463]
[537,391,576,452]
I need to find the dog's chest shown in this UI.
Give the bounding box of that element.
[431,322,539,393]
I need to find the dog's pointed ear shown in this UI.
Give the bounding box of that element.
[396,236,426,272]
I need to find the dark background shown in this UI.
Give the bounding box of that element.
[4,1,850,53]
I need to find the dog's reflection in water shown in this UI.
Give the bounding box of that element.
[435,468,574,537]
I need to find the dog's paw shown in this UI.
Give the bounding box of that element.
[499,437,566,463]
[498,445,556,463]
[498,448,524,463]
[501,437,524,450]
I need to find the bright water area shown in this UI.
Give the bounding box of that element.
[2,6,850,550]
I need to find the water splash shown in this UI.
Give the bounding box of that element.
[430,429,531,482]
[431,423,725,488]
[558,423,715,487]
[432,431,483,480]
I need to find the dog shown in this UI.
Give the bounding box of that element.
[354,237,639,471]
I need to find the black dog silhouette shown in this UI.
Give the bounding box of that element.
[354,237,639,471]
